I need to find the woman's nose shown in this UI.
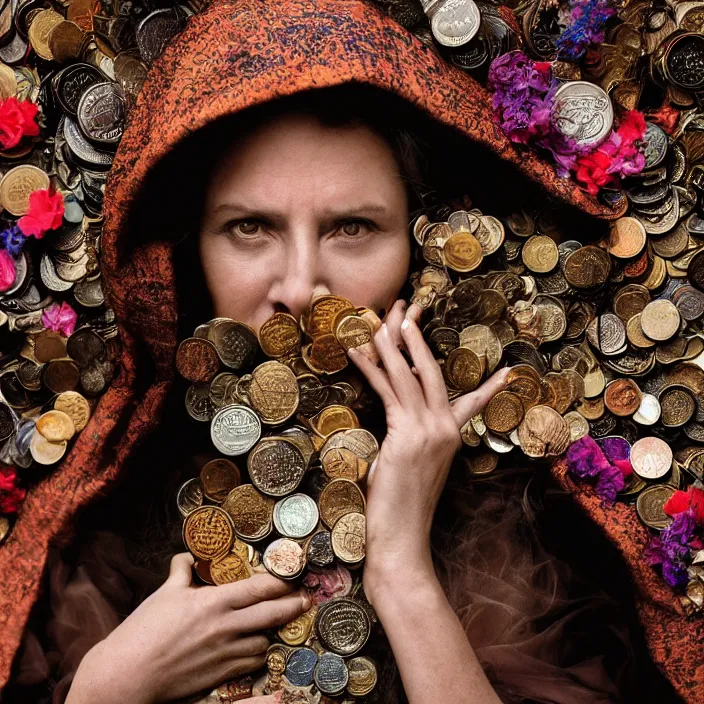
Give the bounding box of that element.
[268,240,322,321]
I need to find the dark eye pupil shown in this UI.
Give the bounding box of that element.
[343,222,361,236]
[239,221,258,234]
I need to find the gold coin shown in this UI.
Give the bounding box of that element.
[640,299,681,341]
[312,405,360,438]
[210,548,252,585]
[659,385,695,427]
[222,484,274,541]
[305,334,348,375]
[319,478,365,529]
[459,324,502,373]
[613,284,651,322]
[443,347,483,392]
[575,395,605,420]
[0,165,50,216]
[334,314,373,350]
[249,361,299,424]
[29,432,67,465]
[36,410,76,442]
[0,62,17,99]
[303,295,355,338]
[331,511,366,564]
[636,484,676,530]
[626,314,655,349]
[258,312,300,358]
[483,391,524,433]
[53,391,91,432]
[521,235,559,273]
[200,458,241,502]
[563,246,612,288]
[279,605,318,646]
[346,656,378,697]
[182,506,234,561]
[321,446,369,482]
[505,365,542,411]
[608,217,647,259]
[468,450,498,475]
[517,405,571,458]
[642,255,667,290]
[28,9,64,61]
[443,231,483,272]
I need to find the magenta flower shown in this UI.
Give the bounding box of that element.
[42,301,78,337]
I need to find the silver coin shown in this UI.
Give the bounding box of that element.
[40,253,74,292]
[77,81,126,145]
[177,477,204,517]
[551,81,614,148]
[73,276,105,307]
[185,383,215,422]
[633,393,661,426]
[641,122,669,169]
[430,0,481,48]
[316,598,371,656]
[61,117,114,171]
[313,652,348,696]
[285,647,318,688]
[273,493,319,539]
[210,404,261,456]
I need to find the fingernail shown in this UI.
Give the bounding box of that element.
[382,323,389,336]
[301,591,312,609]
[401,318,410,331]
[347,346,357,356]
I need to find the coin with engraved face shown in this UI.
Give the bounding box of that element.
[430,0,481,48]
[551,81,614,147]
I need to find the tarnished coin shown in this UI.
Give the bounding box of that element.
[77,81,125,145]
[517,405,571,458]
[672,285,704,322]
[176,477,204,518]
[248,438,307,497]
[314,651,349,696]
[659,385,696,427]
[306,530,335,568]
[346,656,378,697]
[200,458,241,502]
[636,484,676,530]
[608,217,647,259]
[521,235,559,273]
[285,647,318,687]
[279,606,318,647]
[564,411,590,442]
[630,436,673,479]
[690,248,704,292]
[430,0,481,47]
[263,538,306,579]
[551,81,613,147]
[208,319,259,370]
[36,410,75,442]
[273,493,319,539]
[563,246,611,289]
[483,391,524,433]
[29,431,67,465]
[259,312,300,358]
[176,337,220,383]
[185,383,215,422]
[586,313,626,356]
[443,346,483,392]
[443,231,483,272]
[222,484,275,541]
[210,404,261,456]
[319,478,365,529]
[331,512,366,564]
[249,361,299,425]
[182,506,234,561]
[640,300,681,341]
[211,546,252,585]
[0,403,15,443]
[316,598,370,656]
[604,378,642,417]
[0,164,50,216]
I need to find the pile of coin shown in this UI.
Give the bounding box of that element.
[408,196,704,612]
[176,303,383,700]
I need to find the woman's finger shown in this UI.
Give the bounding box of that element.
[383,299,408,349]
[218,573,293,610]
[233,591,310,633]
[450,367,511,427]
[347,346,397,409]
[406,302,423,326]
[166,552,195,587]
[219,653,268,682]
[225,634,271,658]
[400,316,449,411]
[376,322,424,408]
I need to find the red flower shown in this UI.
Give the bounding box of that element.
[616,110,646,147]
[0,97,39,150]
[647,105,679,135]
[664,487,704,525]
[0,466,25,515]
[574,149,618,195]
[18,188,64,238]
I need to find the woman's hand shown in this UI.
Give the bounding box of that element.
[348,300,510,600]
[67,554,310,704]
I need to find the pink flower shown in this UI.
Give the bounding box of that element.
[0,249,16,292]
[18,188,64,238]
[42,301,78,337]
[0,466,25,515]
[0,97,39,150]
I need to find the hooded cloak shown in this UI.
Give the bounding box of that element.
[0,0,701,700]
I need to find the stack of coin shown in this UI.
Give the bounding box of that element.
[409,197,704,613]
[177,300,381,700]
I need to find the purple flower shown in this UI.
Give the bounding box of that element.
[645,509,697,588]
[556,0,616,61]
[566,436,609,478]
[0,224,25,256]
[594,464,626,503]
[488,51,531,89]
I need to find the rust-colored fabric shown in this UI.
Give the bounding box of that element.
[0,0,700,698]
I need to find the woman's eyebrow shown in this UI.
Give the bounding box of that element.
[211,202,389,218]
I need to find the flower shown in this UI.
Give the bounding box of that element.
[0,97,40,151]
[594,463,625,503]
[0,249,16,292]
[556,0,616,61]
[0,224,26,256]
[566,435,631,502]
[664,487,704,525]
[645,509,697,588]
[42,301,78,337]
[0,466,26,515]
[18,188,64,238]
[647,104,679,134]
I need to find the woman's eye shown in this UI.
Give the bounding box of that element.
[234,220,260,236]
[339,220,369,237]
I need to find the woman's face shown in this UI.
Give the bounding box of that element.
[199,112,411,332]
